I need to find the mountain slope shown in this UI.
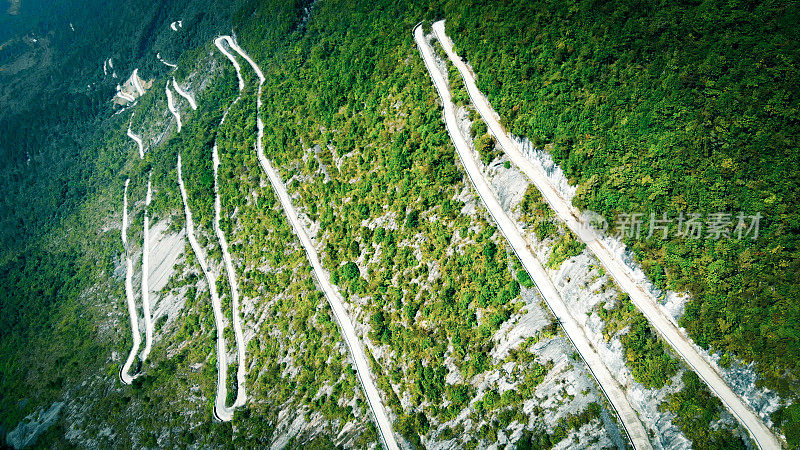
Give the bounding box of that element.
[1,0,797,448]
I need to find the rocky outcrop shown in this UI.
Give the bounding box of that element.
[6,402,64,449]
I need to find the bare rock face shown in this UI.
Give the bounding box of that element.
[147,220,186,331]
[113,69,153,105]
[6,402,64,449]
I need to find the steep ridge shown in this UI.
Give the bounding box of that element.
[432,20,781,450]
[176,154,235,422]
[119,178,141,385]
[415,24,653,450]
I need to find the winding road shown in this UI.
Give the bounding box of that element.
[222,36,399,449]
[157,52,178,69]
[172,78,197,110]
[214,37,245,91]
[432,20,780,450]
[116,89,135,103]
[131,69,145,96]
[127,113,144,159]
[120,178,141,385]
[176,35,257,418]
[177,154,236,422]
[212,143,247,409]
[140,175,154,362]
[415,24,653,450]
[164,36,256,420]
[165,81,182,132]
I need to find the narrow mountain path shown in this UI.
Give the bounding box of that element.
[165,82,182,132]
[120,178,141,385]
[255,140,401,450]
[127,113,144,159]
[214,37,245,91]
[116,89,135,103]
[226,36,399,450]
[157,52,178,69]
[432,20,780,450]
[177,154,235,422]
[169,35,258,417]
[131,68,145,96]
[139,175,154,362]
[172,78,197,110]
[212,143,247,408]
[415,24,653,450]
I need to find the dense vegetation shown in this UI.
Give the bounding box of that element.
[663,372,748,450]
[229,1,613,444]
[1,0,618,446]
[445,0,799,424]
[0,0,236,255]
[598,293,679,389]
[2,0,797,447]
[517,182,746,446]
[447,1,800,393]
[0,0,234,432]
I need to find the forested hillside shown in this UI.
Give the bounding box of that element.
[445,0,799,415]
[1,0,798,447]
[0,0,236,252]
